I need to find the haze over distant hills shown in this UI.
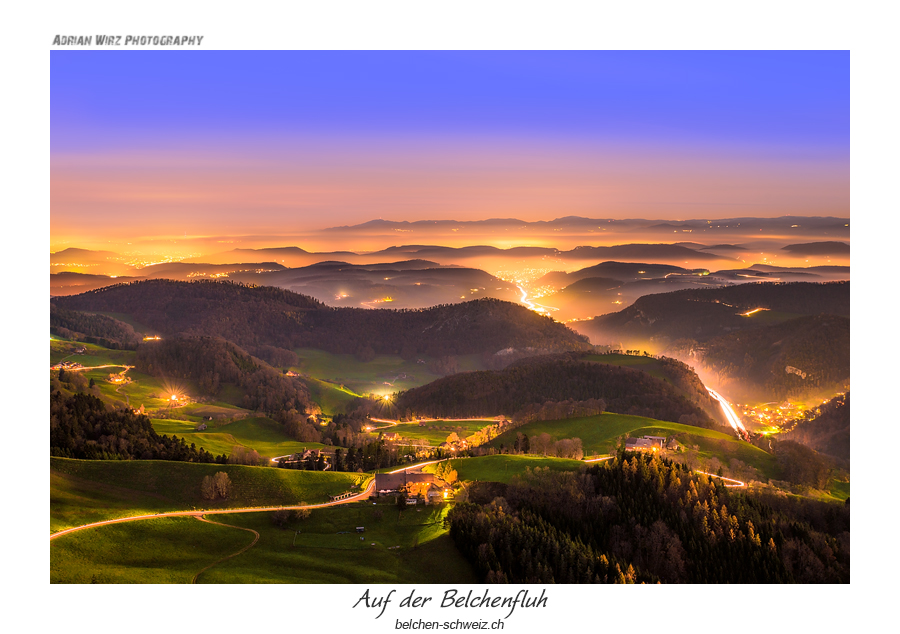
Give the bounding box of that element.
[49,216,850,325]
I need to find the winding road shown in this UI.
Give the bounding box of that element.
[49,461,439,542]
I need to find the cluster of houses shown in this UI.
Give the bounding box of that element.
[52,360,83,371]
[373,471,452,505]
[278,449,332,470]
[624,435,680,453]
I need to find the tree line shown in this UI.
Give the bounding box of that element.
[50,391,221,462]
[447,454,849,583]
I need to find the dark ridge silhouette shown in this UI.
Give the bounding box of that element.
[52,279,591,356]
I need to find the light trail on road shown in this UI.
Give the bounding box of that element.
[50,363,133,372]
[694,470,746,487]
[50,461,439,541]
[707,387,748,438]
[516,284,559,314]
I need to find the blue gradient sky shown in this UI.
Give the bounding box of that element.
[51,50,849,244]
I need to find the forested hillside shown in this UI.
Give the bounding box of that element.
[50,391,219,462]
[783,393,850,461]
[394,354,717,426]
[53,279,591,356]
[134,336,313,433]
[447,456,849,583]
[580,281,849,344]
[50,304,142,349]
[696,315,849,400]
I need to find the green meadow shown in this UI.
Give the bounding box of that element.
[197,503,477,583]
[51,458,364,532]
[829,479,850,502]
[434,454,586,484]
[292,348,486,396]
[50,339,135,367]
[582,353,670,380]
[303,376,362,415]
[176,401,251,419]
[487,412,777,479]
[78,367,187,410]
[374,419,497,445]
[151,416,325,459]
[51,516,252,583]
[50,503,477,584]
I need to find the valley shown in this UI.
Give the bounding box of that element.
[49,268,850,584]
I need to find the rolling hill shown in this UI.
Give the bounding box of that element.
[53,279,591,357]
[393,353,720,427]
[577,281,849,348]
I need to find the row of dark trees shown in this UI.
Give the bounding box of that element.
[504,433,585,459]
[275,440,415,473]
[447,454,849,583]
[50,391,222,462]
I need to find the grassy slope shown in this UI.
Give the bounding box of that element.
[488,412,778,480]
[436,454,586,484]
[292,348,485,396]
[50,503,478,584]
[51,516,251,583]
[50,340,135,367]
[374,419,496,445]
[151,416,325,459]
[198,504,477,583]
[582,353,669,380]
[303,376,361,415]
[50,458,364,532]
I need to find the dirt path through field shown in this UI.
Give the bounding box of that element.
[190,515,260,583]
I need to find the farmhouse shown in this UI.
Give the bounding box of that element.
[625,437,655,452]
[625,436,669,453]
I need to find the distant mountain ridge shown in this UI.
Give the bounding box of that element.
[324,215,849,233]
